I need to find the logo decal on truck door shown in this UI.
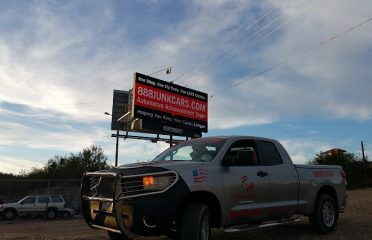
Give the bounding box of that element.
[241,176,254,192]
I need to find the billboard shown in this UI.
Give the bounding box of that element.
[131,72,208,137]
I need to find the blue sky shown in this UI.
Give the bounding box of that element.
[1,0,371,174]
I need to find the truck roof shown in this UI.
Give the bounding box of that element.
[198,135,277,142]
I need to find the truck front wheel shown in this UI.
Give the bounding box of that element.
[179,203,210,240]
[310,194,338,234]
[47,209,57,220]
[3,208,16,220]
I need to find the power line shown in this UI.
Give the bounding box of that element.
[172,1,283,83]
[210,17,372,98]
[19,102,107,107]
[210,97,310,138]
[178,1,300,85]
[184,0,319,87]
[148,66,172,76]
[210,96,351,142]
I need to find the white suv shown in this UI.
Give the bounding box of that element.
[0,195,74,220]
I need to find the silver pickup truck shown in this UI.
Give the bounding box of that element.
[80,136,347,240]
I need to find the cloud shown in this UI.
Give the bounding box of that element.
[0,0,371,174]
[258,0,372,120]
[179,0,372,130]
[117,139,169,164]
[366,144,372,161]
[0,155,44,175]
[0,120,95,152]
[279,138,333,164]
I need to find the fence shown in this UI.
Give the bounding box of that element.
[0,179,81,213]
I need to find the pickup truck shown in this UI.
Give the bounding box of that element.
[0,195,75,220]
[80,136,347,240]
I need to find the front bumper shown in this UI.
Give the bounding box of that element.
[80,170,186,237]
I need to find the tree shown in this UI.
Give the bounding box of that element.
[78,145,109,172]
[309,151,369,188]
[27,145,111,179]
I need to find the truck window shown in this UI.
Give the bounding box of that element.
[260,141,282,166]
[154,138,226,162]
[223,140,258,166]
[38,196,49,203]
[51,196,63,202]
[165,146,193,161]
[22,196,36,204]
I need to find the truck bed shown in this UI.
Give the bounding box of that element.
[294,164,346,215]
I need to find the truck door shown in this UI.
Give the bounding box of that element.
[18,196,36,215]
[221,139,270,225]
[36,195,50,214]
[257,140,299,218]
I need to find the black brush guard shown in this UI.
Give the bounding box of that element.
[80,171,136,239]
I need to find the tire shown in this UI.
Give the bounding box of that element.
[107,231,132,240]
[310,194,338,234]
[47,209,57,220]
[61,211,70,218]
[3,208,16,220]
[179,203,211,240]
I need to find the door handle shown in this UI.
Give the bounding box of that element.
[257,170,268,177]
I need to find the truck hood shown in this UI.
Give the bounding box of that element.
[0,202,19,209]
[117,160,205,173]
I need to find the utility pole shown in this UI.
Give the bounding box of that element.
[361,141,366,162]
[105,112,119,167]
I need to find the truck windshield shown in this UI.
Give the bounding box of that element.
[153,138,227,162]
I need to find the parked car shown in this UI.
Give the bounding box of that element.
[80,136,347,240]
[0,194,74,220]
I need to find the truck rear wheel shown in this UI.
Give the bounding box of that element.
[47,209,57,220]
[107,231,132,240]
[179,203,210,240]
[310,194,338,234]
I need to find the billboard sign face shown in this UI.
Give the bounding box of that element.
[132,72,208,136]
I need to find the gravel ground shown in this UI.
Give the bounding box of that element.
[1,188,372,240]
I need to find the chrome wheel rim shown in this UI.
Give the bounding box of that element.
[201,215,210,240]
[5,211,13,220]
[48,211,56,219]
[322,201,335,227]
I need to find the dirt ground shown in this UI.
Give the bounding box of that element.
[1,188,372,240]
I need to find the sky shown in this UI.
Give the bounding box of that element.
[1,0,371,174]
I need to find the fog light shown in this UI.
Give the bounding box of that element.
[143,215,157,228]
[143,176,154,186]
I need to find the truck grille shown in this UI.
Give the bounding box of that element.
[121,176,144,195]
[82,171,179,200]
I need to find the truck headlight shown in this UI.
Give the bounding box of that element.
[121,171,178,199]
[143,175,173,191]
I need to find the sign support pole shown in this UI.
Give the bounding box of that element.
[115,129,119,166]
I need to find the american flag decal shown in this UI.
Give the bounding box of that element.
[192,168,208,183]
